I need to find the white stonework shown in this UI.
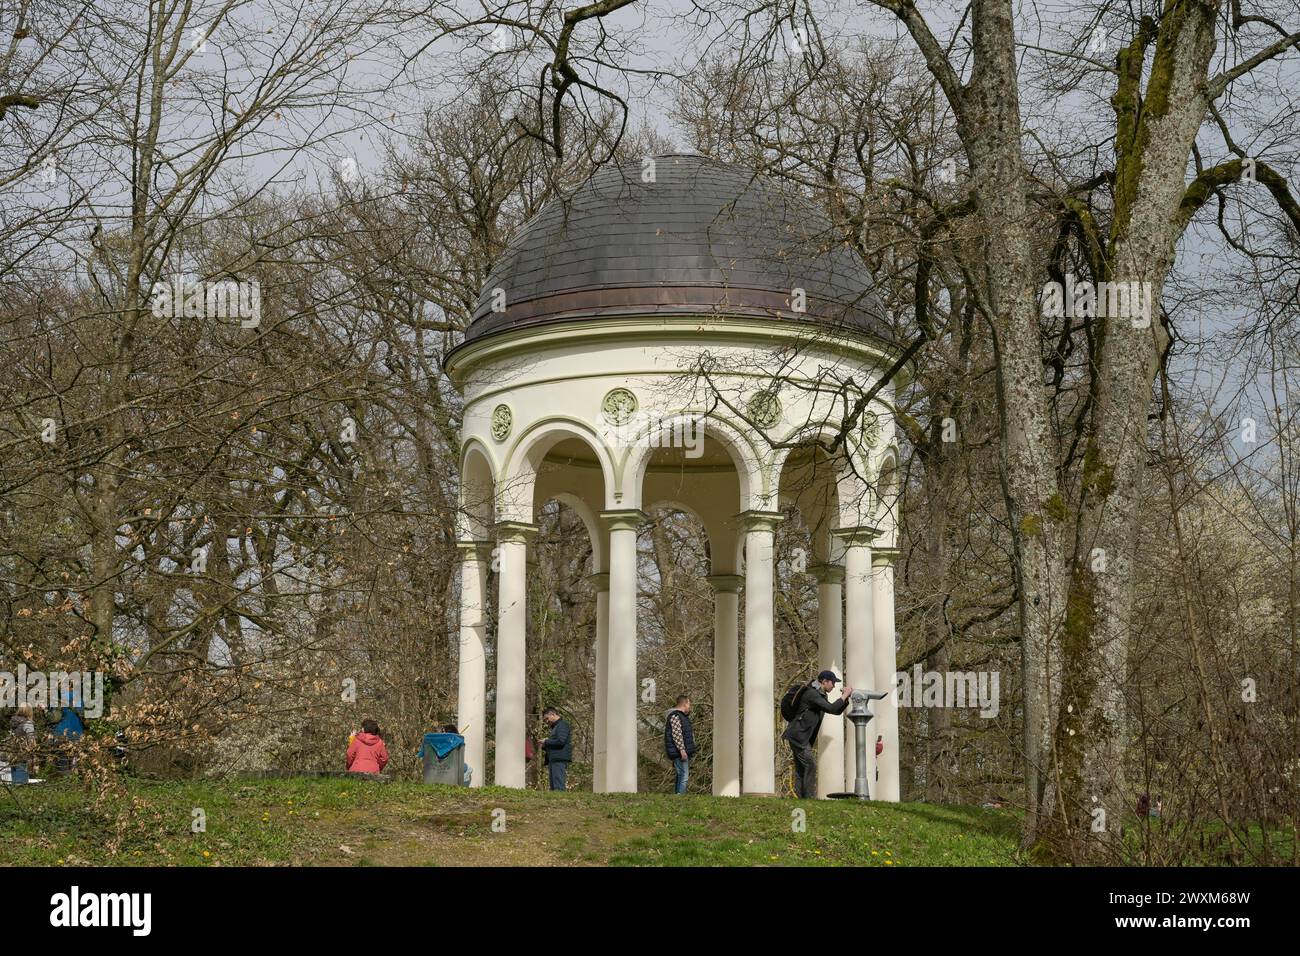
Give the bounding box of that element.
[447,315,902,797]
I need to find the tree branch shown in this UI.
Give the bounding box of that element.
[1208,30,1300,99]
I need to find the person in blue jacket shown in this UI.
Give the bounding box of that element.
[49,687,85,740]
[540,707,572,791]
[49,705,84,740]
[45,690,85,775]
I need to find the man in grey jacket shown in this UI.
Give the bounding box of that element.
[781,670,853,798]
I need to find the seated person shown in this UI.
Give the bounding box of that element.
[346,719,390,774]
[47,694,85,774]
[49,698,84,741]
[9,705,36,744]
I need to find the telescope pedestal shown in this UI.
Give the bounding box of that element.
[827,689,887,800]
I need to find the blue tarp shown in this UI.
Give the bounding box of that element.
[419,733,464,760]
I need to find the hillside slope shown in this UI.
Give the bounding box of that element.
[1,776,1020,867]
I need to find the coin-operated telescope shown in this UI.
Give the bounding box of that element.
[828,689,889,800]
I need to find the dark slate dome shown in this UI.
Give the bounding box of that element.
[463,154,883,344]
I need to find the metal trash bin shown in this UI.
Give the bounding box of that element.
[420,733,466,786]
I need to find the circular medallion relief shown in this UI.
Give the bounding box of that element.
[860,410,881,447]
[490,404,513,442]
[748,390,782,428]
[601,387,639,425]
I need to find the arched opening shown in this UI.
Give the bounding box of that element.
[626,417,758,522]
[775,443,850,797]
[637,432,745,795]
[471,425,612,791]
[639,504,714,794]
[498,422,616,522]
[526,495,602,791]
[874,451,900,546]
[458,441,496,539]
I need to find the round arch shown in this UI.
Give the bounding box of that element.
[770,420,871,483]
[872,447,901,548]
[498,417,618,522]
[622,412,764,512]
[770,424,878,538]
[458,439,497,540]
[773,444,844,564]
[541,490,606,573]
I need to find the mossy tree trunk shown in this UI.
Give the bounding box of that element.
[1041,2,1218,860]
[873,0,1300,858]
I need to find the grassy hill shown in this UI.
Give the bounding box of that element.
[0,775,1020,866]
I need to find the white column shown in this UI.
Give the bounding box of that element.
[741,511,783,795]
[839,527,877,794]
[493,521,534,788]
[590,572,610,793]
[873,548,901,802]
[603,510,644,793]
[456,540,492,787]
[810,563,845,797]
[707,574,743,797]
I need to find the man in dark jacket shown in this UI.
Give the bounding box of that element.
[664,695,697,794]
[781,670,853,798]
[540,707,572,791]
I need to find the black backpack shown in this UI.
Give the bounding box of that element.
[780,682,809,722]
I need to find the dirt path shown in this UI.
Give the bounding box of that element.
[305,793,649,866]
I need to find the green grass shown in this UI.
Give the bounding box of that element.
[0,775,1021,867]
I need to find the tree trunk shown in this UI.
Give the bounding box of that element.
[1042,1,1217,860]
[961,0,1071,833]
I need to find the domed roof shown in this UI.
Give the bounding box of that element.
[463,154,883,344]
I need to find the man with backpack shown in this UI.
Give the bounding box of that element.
[663,695,697,794]
[781,670,853,799]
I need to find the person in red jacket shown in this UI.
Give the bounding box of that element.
[346,719,390,774]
